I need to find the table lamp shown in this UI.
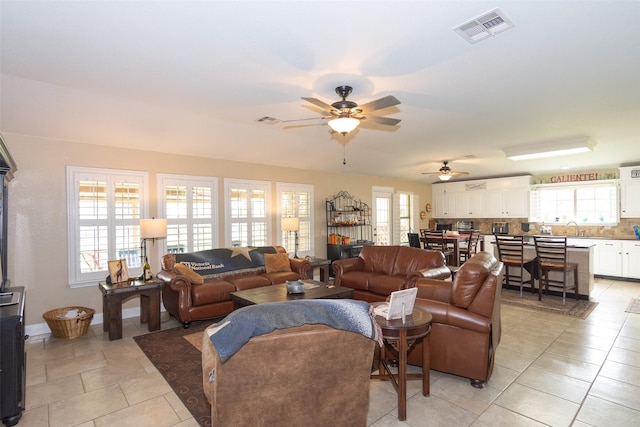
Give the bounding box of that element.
[281,217,300,258]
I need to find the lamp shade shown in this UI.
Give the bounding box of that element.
[328,117,360,134]
[438,173,452,181]
[281,217,300,232]
[140,218,167,239]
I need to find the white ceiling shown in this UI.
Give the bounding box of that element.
[1,1,639,182]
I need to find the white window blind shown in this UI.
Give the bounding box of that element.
[277,182,314,256]
[529,181,618,225]
[157,174,218,255]
[67,166,148,287]
[224,179,271,247]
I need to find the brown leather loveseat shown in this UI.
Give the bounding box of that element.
[332,245,452,302]
[407,251,504,387]
[157,246,309,327]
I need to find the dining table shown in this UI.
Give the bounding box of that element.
[420,233,484,267]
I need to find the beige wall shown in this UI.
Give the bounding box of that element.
[4,134,432,326]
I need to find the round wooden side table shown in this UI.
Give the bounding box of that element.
[370,303,432,421]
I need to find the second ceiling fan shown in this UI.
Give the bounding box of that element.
[422,161,470,181]
[300,85,401,135]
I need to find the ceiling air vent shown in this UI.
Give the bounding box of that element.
[454,8,515,44]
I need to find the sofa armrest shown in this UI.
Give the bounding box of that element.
[289,257,310,278]
[156,269,193,322]
[332,257,365,286]
[414,279,452,303]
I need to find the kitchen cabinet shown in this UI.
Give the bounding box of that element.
[432,185,458,218]
[593,240,623,277]
[484,189,529,218]
[622,241,640,279]
[619,166,640,218]
[456,190,485,218]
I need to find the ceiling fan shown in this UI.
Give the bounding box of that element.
[421,161,470,182]
[286,85,401,135]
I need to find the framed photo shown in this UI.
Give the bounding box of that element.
[374,288,418,321]
[108,259,129,284]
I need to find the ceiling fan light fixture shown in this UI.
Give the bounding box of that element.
[328,117,360,135]
[438,173,453,182]
[504,136,594,161]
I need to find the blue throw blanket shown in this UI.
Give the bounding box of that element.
[208,299,381,363]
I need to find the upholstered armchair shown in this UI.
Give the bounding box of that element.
[201,300,378,426]
[407,252,504,387]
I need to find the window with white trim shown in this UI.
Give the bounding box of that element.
[157,174,218,255]
[224,179,271,247]
[529,181,619,225]
[277,182,314,256]
[67,166,148,286]
[398,193,412,245]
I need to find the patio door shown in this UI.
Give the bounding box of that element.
[372,187,393,246]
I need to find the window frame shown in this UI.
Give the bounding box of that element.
[529,180,619,226]
[276,182,314,257]
[157,173,219,256]
[224,178,272,247]
[67,166,148,288]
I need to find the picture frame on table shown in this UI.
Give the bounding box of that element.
[108,259,129,284]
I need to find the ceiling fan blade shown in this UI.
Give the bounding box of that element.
[421,171,440,176]
[364,115,401,126]
[281,116,328,123]
[301,97,335,112]
[450,171,470,177]
[358,95,401,113]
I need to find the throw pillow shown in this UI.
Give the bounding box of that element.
[175,263,205,285]
[264,253,292,273]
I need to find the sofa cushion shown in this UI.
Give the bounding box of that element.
[228,275,272,291]
[263,270,301,285]
[393,246,444,276]
[175,263,205,285]
[339,271,379,291]
[360,246,400,274]
[264,253,292,273]
[452,253,493,308]
[191,280,237,306]
[368,274,406,296]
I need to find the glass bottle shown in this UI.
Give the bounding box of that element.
[143,257,152,281]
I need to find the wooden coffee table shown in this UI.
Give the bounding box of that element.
[230,280,354,309]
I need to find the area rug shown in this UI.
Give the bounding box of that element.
[625,298,640,314]
[500,288,598,319]
[134,321,213,427]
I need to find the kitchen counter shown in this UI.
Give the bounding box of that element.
[490,237,594,298]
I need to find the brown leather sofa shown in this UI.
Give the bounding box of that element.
[407,251,504,387]
[202,320,376,426]
[332,245,452,302]
[157,246,309,327]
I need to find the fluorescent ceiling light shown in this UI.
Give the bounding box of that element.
[504,136,594,161]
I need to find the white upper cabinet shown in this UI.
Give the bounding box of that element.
[620,166,640,218]
[432,176,530,219]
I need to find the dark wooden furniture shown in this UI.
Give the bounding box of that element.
[407,232,421,248]
[305,257,331,285]
[534,236,579,305]
[99,278,162,340]
[495,234,536,296]
[326,191,374,267]
[0,287,25,427]
[421,232,485,266]
[230,280,354,309]
[458,230,481,264]
[371,304,432,421]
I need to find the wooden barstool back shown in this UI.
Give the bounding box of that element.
[495,235,536,297]
[533,236,578,305]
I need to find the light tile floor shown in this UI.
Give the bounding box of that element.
[18,277,640,426]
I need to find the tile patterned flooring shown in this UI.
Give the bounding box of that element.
[19,277,640,426]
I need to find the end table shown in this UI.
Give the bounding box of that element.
[98,278,162,341]
[305,257,331,285]
[370,303,432,421]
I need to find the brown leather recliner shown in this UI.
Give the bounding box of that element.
[407,251,504,387]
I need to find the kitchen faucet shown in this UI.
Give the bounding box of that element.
[567,221,579,236]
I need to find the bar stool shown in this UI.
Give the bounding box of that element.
[534,235,578,305]
[458,230,480,264]
[407,233,421,248]
[495,235,536,297]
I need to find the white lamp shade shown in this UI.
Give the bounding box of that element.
[328,117,360,134]
[438,174,453,181]
[281,217,300,232]
[140,218,167,239]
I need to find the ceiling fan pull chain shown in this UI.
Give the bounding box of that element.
[343,136,347,165]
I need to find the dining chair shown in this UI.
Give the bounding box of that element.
[495,235,536,297]
[533,236,578,305]
[421,230,455,265]
[459,230,481,264]
[407,232,421,248]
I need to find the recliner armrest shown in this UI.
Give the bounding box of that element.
[414,279,452,303]
[407,265,451,288]
[288,257,310,277]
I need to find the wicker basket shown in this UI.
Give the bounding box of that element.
[43,306,95,339]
